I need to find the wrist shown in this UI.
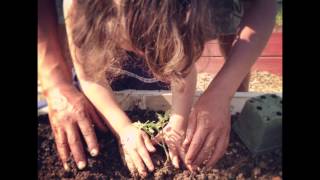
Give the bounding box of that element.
[203,84,234,104]
[169,114,187,129]
[43,82,76,97]
[116,122,134,139]
[204,69,239,103]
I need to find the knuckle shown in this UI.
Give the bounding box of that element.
[202,125,212,131]
[198,136,206,143]
[57,147,68,156]
[73,105,85,114]
[217,126,225,134]
[68,135,80,145]
[61,116,73,124]
[51,125,60,135]
[56,141,67,149]
[138,147,147,155]
[77,112,89,121]
[54,136,67,146]
[137,167,145,174]
[82,128,94,137]
[131,146,138,152]
[167,142,176,149]
[191,142,200,148]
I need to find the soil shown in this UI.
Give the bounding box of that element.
[38,108,282,180]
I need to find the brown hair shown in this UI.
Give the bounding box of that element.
[71,0,216,84]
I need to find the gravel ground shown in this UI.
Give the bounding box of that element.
[196,71,282,93]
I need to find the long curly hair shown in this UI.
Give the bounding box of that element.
[70,0,217,84]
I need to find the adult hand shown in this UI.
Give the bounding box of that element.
[182,92,231,169]
[46,84,107,171]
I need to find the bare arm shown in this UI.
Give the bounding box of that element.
[38,0,108,171]
[62,0,132,136]
[205,0,277,98]
[159,65,197,168]
[76,81,132,135]
[38,0,72,90]
[63,1,156,176]
[171,65,197,123]
[184,0,277,169]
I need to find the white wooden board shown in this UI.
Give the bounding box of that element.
[38,90,282,116]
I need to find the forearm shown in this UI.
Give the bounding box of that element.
[205,0,277,99]
[79,80,131,137]
[80,66,197,136]
[38,0,73,94]
[171,65,197,122]
[61,0,131,137]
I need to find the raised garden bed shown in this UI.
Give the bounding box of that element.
[38,91,282,117]
[38,107,282,179]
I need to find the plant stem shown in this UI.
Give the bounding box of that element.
[160,129,170,163]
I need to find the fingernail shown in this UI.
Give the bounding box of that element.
[196,166,201,171]
[77,161,86,170]
[63,163,70,172]
[90,149,98,157]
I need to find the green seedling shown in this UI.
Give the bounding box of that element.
[133,111,171,163]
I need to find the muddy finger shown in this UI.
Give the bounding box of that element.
[53,126,70,171]
[77,113,99,157]
[65,123,87,170]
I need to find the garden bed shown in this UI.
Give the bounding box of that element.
[38,108,282,180]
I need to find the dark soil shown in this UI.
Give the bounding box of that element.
[38,107,282,180]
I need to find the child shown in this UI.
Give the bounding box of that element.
[38,0,276,177]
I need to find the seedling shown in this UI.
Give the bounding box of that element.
[133,111,171,163]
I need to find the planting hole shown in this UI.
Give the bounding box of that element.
[261,96,266,99]
[271,94,277,98]
[266,117,271,121]
[257,106,262,110]
[249,100,254,103]
[276,112,282,116]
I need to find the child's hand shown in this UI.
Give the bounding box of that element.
[153,115,191,169]
[118,124,156,177]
